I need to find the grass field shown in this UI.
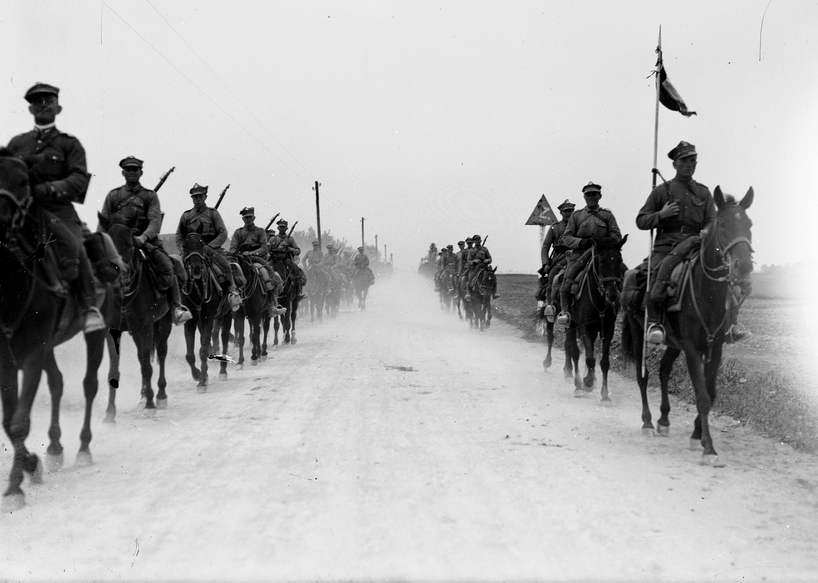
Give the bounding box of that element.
[492,270,818,453]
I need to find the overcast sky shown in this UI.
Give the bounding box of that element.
[2,0,816,272]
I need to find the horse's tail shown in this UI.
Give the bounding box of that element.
[533,305,548,335]
[621,312,637,367]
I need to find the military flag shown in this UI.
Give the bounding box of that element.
[656,50,696,117]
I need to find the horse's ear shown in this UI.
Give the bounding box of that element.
[618,234,629,249]
[739,186,754,210]
[714,185,725,209]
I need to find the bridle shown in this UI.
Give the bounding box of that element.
[701,203,754,287]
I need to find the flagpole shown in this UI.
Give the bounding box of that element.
[643,25,662,377]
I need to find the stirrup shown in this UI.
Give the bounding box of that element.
[646,323,665,345]
[543,305,556,323]
[228,291,242,312]
[83,307,106,334]
[172,306,192,325]
[556,311,570,326]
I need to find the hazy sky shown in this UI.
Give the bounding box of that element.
[2,0,816,272]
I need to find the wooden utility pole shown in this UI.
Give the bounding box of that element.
[361,217,365,249]
[313,181,322,249]
[375,235,379,260]
[384,244,387,262]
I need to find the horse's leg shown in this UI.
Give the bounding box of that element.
[485,298,492,328]
[656,347,681,436]
[599,315,616,403]
[582,326,597,391]
[250,311,261,365]
[197,318,213,391]
[43,349,65,471]
[273,313,280,348]
[136,328,156,412]
[235,310,246,370]
[290,301,298,345]
[2,350,45,510]
[260,312,270,360]
[218,313,232,378]
[565,325,579,387]
[154,314,172,408]
[544,322,555,370]
[684,346,720,464]
[77,330,105,466]
[104,329,121,423]
[184,319,201,381]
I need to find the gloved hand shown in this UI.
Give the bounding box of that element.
[135,233,148,247]
[578,238,593,250]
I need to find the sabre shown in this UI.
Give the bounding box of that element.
[265,213,281,232]
[214,184,230,210]
[153,166,175,193]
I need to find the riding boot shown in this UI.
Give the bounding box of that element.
[169,279,192,325]
[556,289,571,326]
[78,255,106,334]
[645,297,665,345]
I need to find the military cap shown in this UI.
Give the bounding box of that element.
[240,207,255,217]
[327,244,335,250]
[465,237,474,243]
[357,246,364,251]
[447,244,453,249]
[582,182,602,195]
[25,82,59,102]
[189,183,208,196]
[668,141,697,160]
[457,241,465,246]
[119,156,143,169]
[472,234,482,241]
[312,240,320,246]
[557,199,576,211]
[276,219,288,228]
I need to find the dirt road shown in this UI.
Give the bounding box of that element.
[2,272,817,581]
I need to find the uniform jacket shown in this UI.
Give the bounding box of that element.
[303,249,324,268]
[352,253,370,268]
[99,183,162,241]
[7,126,90,220]
[472,245,492,265]
[636,177,715,251]
[175,206,228,250]
[229,224,269,257]
[541,219,570,264]
[268,233,301,257]
[324,252,338,268]
[562,207,622,249]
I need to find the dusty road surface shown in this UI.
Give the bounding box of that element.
[2,272,818,581]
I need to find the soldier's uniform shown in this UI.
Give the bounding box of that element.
[540,200,575,320]
[452,241,466,292]
[352,247,375,284]
[7,82,104,333]
[175,183,237,294]
[267,220,306,297]
[230,206,278,295]
[459,238,476,295]
[302,242,324,269]
[99,156,191,324]
[324,245,338,268]
[557,183,622,325]
[464,234,498,300]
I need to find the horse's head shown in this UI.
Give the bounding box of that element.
[713,186,754,282]
[182,227,207,280]
[0,149,32,243]
[102,220,136,264]
[595,234,628,304]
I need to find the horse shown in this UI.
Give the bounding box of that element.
[563,236,628,401]
[228,253,271,368]
[352,268,372,310]
[438,270,454,312]
[0,152,110,510]
[305,264,328,322]
[325,266,344,318]
[535,274,575,381]
[270,251,301,345]
[98,220,174,421]
[467,266,497,331]
[180,230,233,391]
[621,187,754,466]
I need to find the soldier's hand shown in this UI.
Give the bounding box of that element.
[659,201,680,219]
[579,238,593,250]
[135,234,148,247]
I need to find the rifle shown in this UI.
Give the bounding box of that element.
[214,184,230,209]
[265,213,281,232]
[153,166,175,193]
[287,221,298,237]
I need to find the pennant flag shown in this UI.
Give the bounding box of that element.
[525,195,557,226]
[656,50,696,117]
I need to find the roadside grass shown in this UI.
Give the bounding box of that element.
[493,272,818,453]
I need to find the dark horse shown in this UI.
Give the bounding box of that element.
[467,266,496,331]
[227,253,271,369]
[269,251,301,345]
[0,153,109,510]
[564,236,628,401]
[180,231,233,391]
[98,220,173,421]
[352,268,372,310]
[621,186,753,466]
[306,264,328,322]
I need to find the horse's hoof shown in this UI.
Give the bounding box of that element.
[218,372,228,381]
[191,370,200,381]
[689,438,702,451]
[103,413,116,424]
[142,408,157,418]
[600,396,612,405]
[291,337,297,345]
[261,354,268,362]
[543,356,552,369]
[2,493,25,513]
[45,452,64,473]
[196,385,208,394]
[656,424,670,436]
[156,398,168,410]
[642,427,655,437]
[236,363,244,371]
[75,451,93,467]
[251,359,258,366]
[699,454,725,467]
[573,389,587,398]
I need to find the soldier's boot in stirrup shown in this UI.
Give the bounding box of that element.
[83,307,106,334]
[556,291,571,326]
[645,299,665,345]
[543,304,556,323]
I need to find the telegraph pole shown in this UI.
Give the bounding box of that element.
[313,181,322,248]
[384,244,387,262]
[361,217,365,249]
[375,235,379,261]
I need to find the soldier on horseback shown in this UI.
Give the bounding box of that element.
[324,244,339,268]
[6,82,106,334]
[433,246,451,291]
[556,183,622,326]
[464,235,499,301]
[637,141,746,345]
[99,156,192,325]
[267,219,307,299]
[175,183,240,307]
[351,246,375,284]
[452,240,466,291]
[229,206,283,313]
[303,240,324,269]
[540,199,575,322]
